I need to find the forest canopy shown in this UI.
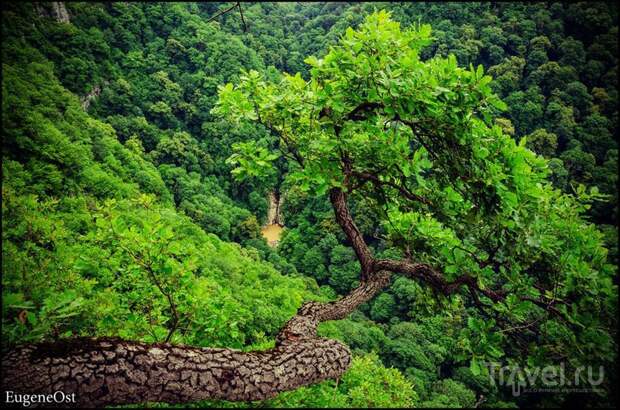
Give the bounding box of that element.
[1,2,618,408]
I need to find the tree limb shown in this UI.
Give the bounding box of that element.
[351,170,432,206]
[1,272,393,406]
[206,2,246,32]
[205,3,239,24]
[329,188,374,279]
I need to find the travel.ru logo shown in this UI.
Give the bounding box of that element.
[483,361,605,397]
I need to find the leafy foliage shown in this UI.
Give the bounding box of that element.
[214,9,617,407]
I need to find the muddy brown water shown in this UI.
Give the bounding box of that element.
[261,223,283,245]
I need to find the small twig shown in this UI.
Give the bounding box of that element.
[237,2,247,32]
[205,3,237,23]
[497,316,543,334]
[332,377,340,402]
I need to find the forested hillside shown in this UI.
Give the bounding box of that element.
[2,2,617,408]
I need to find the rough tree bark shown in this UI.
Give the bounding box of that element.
[2,335,350,406]
[1,271,392,407]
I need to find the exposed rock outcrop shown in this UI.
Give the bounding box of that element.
[35,2,70,23]
[266,190,283,226]
[80,83,104,111]
[52,2,70,23]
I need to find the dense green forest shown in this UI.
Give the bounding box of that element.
[1,2,617,408]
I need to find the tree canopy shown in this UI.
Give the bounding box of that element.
[214,8,616,394]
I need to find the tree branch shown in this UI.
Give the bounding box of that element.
[237,2,247,32]
[1,336,349,406]
[1,272,394,406]
[205,3,239,24]
[327,188,566,321]
[351,170,432,206]
[329,188,374,279]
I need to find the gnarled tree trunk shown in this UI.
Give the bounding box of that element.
[2,336,349,406]
[1,266,392,407]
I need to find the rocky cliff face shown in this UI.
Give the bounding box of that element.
[36,2,70,23]
[262,190,284,247]
[80,84,104,110]
[266,191,283,226]
[52,2,70,23]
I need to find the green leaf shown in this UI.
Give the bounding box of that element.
[470,358,481,376]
